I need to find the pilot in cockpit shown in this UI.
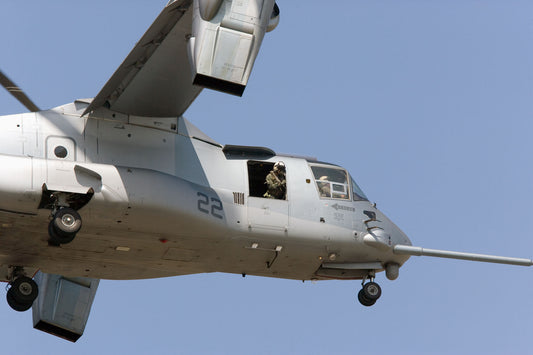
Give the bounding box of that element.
[317,176,331,197]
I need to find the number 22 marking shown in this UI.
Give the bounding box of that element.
[197,192,223,219]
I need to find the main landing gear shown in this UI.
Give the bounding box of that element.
[40,190,86,245]
[6,269,39,312]
[48,207,82,245]
[358,274,382,307]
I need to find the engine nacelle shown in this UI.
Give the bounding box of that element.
[32,272,99,342]
[198,0,223,21]
[267,3,280,32]
[188,0,278,96]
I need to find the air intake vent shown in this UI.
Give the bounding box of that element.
[233,192,245,205]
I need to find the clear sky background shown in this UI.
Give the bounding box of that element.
[1,1,532,354]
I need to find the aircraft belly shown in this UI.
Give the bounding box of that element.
[0,210,377,282]
[0,207,329,281]
[0,210,323,281]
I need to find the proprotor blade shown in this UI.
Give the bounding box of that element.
[0,70,40,112]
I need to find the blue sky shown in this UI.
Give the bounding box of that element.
[1,1,532,354]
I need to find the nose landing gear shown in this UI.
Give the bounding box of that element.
[6,269,39,312]
[358,273,382,307]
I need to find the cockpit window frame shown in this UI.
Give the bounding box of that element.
[308,163,369,202]
[309,164,351,201]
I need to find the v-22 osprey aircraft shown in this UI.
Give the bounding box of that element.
[1,0,531,342]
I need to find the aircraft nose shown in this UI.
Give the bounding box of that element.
[362,209,411,249]
[390,222,412,247]
[361,208,412,280]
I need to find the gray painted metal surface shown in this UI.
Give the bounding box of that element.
[85,0,200,117]
[394,245,533,266]
[0,101,413,283]
[32,273,99,342]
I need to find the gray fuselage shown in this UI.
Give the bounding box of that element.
[0,101,411,282]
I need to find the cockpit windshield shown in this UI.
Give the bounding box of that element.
[310,164,368,201]
[350,176,368,201]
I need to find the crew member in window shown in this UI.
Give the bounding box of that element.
[317,176,331,197]
[264,161,286,199]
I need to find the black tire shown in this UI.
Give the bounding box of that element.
[362,282,382,301]
[6,289,32,312]
[10,277,39,303]
[48,220,76,244]
[358,289,376,307]
[7,277,38,312]
[53,208,82,237]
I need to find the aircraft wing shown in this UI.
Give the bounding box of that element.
[83,0,200,118]
[84,0,277,118]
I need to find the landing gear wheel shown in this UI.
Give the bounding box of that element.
[48,220,75,244]
[362,282,382,301]
[53,208,82,236]
[7,289,32,312]
[48,207,81,244]
[357,281,382,307]
[357,289,376,307]
[7,277,38,312]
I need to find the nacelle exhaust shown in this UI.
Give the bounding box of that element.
[188,0,279,96]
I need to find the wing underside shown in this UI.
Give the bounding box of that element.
[84,0,200,118]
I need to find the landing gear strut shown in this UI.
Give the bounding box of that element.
[48,207,82,245]
[358,274,382,307]
[6,270,39,312]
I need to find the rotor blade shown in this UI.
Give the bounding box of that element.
[393,245,533,266]
[0,70,40,112]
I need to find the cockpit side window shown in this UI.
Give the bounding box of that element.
[310,165,350,200]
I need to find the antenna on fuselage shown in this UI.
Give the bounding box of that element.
[0,70,40,112]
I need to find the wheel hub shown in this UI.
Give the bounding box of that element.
[61,214,75,227]
[18,282,32,296]
[366,284,379,296]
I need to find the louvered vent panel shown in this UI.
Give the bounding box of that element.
[233,192,245,205]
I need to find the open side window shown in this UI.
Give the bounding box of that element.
[248,161,274,198]
[247,161,286,200]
